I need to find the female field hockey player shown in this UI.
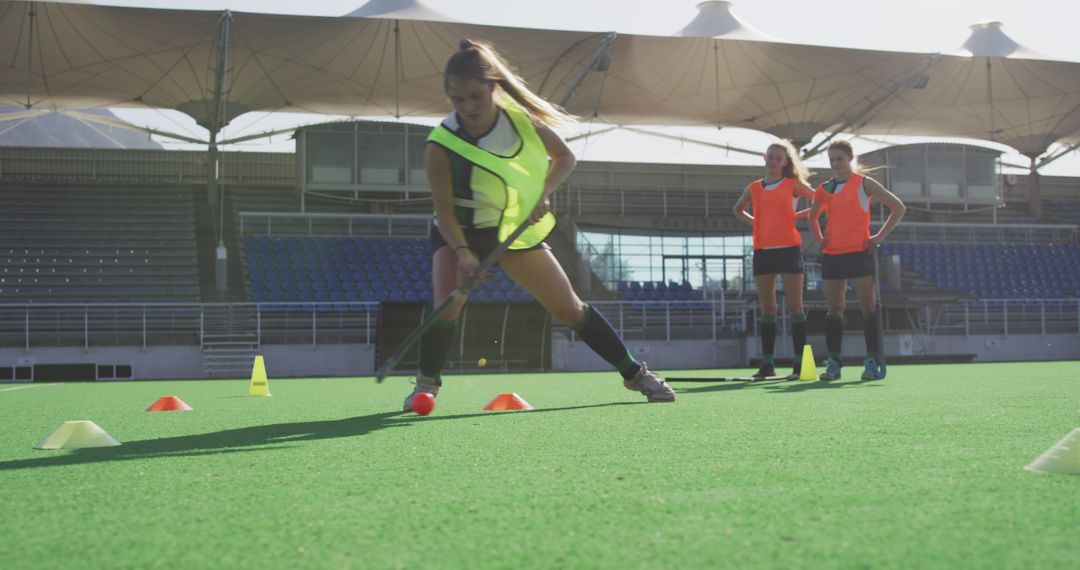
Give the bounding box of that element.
[809,140,906,381]
[733,141,816,379]
[403,39,675,410]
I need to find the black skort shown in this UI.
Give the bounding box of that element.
[752,246,804,276]
[821,249,874,280]
[430,224,550,260]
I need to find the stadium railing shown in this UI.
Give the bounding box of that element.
[238,212,431,238]
[1,299,1074,358]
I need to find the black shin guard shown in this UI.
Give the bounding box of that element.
[573,304,641,380]
[791,313,808,357]
[863,310,880,360]
[825,313,844,361]
[759,316,777,364]
[418,318,456,384]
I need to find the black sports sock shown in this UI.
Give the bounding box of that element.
[572,303,641,380]
[418,317,456,384]
[863,310,880,361]
[825,313,844,361]
[759,315,777,365]
[791,312,808,360]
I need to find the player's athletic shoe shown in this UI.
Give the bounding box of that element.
[861,357,883,381]
[752,363,776,379]
[403,372,440,412]
[623,363,675,402]
[789,361,802,380]
[819,358,842,381]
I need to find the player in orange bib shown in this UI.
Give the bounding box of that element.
[810,141,906,381]
[733,141,816,379]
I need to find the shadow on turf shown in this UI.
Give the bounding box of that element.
[671,378,789,394]
[762,378,884,394]
[0,402,643,471]
[673,378,884,394]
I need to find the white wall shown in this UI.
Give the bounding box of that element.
[258,344,375,378]
[551,334,746,372]
[0,346,204,380]
[0,345,376,381]
[2,333,1076,382]
[741,333,1080,364]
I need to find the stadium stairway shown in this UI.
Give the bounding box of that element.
[200,304,259,378]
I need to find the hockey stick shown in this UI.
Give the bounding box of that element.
[374,215,539,383]
[872,244,887,379]
[665,374,798,383]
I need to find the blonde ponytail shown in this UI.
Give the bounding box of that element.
[445,39,577,129]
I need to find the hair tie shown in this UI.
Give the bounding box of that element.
[459,38,476,50]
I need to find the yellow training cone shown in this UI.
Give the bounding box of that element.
[1025,428,1080,475]
[799,344,817,381]
[35,420,121,450]
[249,355,271,397]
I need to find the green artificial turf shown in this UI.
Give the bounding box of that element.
[1,362,1079,569]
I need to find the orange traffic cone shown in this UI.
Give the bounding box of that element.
[146,396,192,412]
[483,393,534,411]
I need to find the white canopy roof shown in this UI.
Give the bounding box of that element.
[856,22,1080,156]
[957,21,1046,59]
[675,1,776,41]
[343,0,457,22]
[1,0,1078,157]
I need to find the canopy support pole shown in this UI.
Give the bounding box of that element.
[394,19,401,119]
[620,126,761,158]
[57,110,207,144]
[564,125,619,143]
[557,32,617,109]
[24,3,36,109]
[986,57,997,141]
[801,54,940,159]
[208,10,233,295]
[1026,154,1043,220]
[207,10,233,211]
[1037,140,1080,170]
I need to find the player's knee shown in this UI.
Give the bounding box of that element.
[559,304,585,325]
[439,296,467,319]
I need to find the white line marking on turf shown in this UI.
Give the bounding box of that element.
[0,383,59,393]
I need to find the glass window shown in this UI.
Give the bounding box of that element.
[888,147,924,197]
[578,229,753,293]
[357,132,404,184]
[307,131,354,184]
[964,151,995,186]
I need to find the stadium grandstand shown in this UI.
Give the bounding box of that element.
[1,133,1077,381]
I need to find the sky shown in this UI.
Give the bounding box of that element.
[81,0,1080,175]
